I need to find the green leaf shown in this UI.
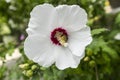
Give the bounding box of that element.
[0,23,11,35]
[102,45,119,59]
[91,28,108,36]
[115,12,120,26]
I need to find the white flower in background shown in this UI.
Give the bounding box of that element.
[5,48,22,68]
[104,0,112,14]
[5,0,11,3]
[5,48,22,60]
[24,3,92,70]
[114,33,120,40]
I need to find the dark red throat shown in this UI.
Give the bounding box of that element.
[50,27,68,45]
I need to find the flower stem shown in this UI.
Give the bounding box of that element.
[95,65,99,80]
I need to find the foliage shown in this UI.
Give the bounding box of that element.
[0,0,120,80]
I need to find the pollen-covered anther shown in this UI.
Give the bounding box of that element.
[51,28,68,46]
[55,31,68,47]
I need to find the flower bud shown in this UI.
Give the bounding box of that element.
[31,65,38,70]
[86,49,93,56]
[89,60,96,67]
[26,70,33,77]
[22,70,26,75]
[40,67,46,70]
[19,63,29,70]
[84,56,90,62]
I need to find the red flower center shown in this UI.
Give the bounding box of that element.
[50,27,68,45]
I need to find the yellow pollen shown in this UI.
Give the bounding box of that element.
[55,31,68,47]
[105,0,110,6]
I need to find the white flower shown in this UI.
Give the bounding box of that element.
[5,48,22,61]
[24,3,92,70]
[5,0,11,3]
[104,0,112,14]
[114,33,120,40]
[5,48,22,68]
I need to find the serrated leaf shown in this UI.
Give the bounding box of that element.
[91,28,108,36]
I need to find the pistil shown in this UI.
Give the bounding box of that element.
[55,31,68,47]
[51,28,68,46]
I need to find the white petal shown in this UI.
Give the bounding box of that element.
[114,33,120,40]
[24,34,56,67]
[27,3,55,35]
[68,27,92,56]
[55,47,81,70]
[73,52,85,64]
[55,5,87,32]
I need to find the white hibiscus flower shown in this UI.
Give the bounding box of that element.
[24,3,92,70]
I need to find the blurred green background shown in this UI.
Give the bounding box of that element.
[0,0,120,80]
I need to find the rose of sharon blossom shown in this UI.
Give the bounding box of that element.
[24,3,92,70]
